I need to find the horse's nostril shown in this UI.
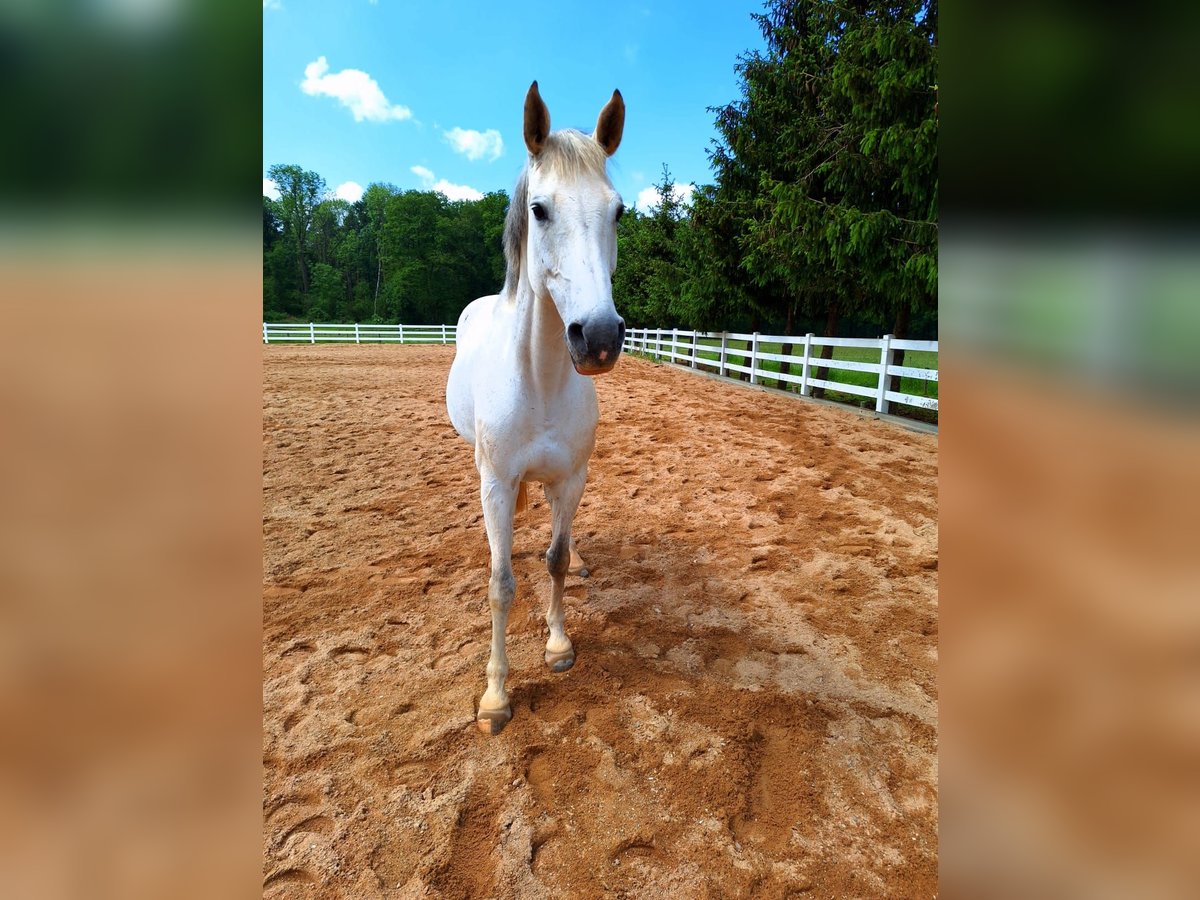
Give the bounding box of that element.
[567,322,585,348]
[617,321,626,344]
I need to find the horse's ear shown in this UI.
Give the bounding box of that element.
[524,81,550,156]
[593,89,625,157]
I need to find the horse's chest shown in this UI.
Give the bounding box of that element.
[520,415,595,480]
[476,403,595,483]
[474,378,598,482]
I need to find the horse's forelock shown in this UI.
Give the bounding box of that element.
[502,130,610,298]
[534,129,610,180]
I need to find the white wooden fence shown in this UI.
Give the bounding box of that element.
[262,322,456,344]
[622,328,938,415]
[260,322,937,417]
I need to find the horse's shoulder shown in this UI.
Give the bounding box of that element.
[460,293,501,319]
[458,294,508,338]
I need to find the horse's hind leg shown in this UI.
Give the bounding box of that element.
[543,473,587,672]
[477,473,517,735]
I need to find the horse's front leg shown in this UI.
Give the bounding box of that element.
[543,484,588,576]
[477,473,517,735]
[543,471,587,672]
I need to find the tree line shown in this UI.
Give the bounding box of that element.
[264,0,936,346]
[264,170,507,325]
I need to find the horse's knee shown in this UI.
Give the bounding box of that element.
[489,569,515,611]
[545,537,570,578]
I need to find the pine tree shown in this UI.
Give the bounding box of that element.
[698,0,937,389]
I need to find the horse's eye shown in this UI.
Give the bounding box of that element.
[530,202,548,222]
[615,203,625,223]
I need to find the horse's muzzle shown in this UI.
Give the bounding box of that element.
[566,316,624,376]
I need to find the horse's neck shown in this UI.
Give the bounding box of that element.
[512,276,573,397]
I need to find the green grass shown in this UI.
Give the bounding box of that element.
[631,336,938,425]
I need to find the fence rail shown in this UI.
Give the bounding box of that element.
[263,322,456,344]
[260,322,937,419]
[622,328,938,416]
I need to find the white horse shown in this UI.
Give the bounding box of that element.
[446,82,626,735]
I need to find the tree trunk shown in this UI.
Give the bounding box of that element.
[295,233,309,299]
[373,255,382,319]
[777,302,795,391]
[811,304,839,400]
[887,303,911,396]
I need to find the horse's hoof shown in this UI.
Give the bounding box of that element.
[476,706,511,735]
[545,647,575,673]
[570,567,589,578]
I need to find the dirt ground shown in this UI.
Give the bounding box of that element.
[263,345,938,899]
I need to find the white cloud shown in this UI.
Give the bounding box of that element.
[636,182,694,213]
[301,56,412,123]
[263,178,280,200]
[411,165,482,201]
[635,187,658,212]
[263,0,282,10]
[432,179,484,202]
[443,127,504,162]
[333,181,365,203]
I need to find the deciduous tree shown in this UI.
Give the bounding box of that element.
[267,163,326,302]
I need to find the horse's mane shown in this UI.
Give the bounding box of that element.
[502,130,610,297]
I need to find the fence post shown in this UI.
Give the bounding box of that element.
[800,333,814,396]
[309,322,315,344]
[691,331,699,369]
[263,323,269,345]
[354,322,360,344]
[749,332,760,384]
[719,333,728,377]
[399,324,405,344]
[875,334,893,414]
[671,328,678,364]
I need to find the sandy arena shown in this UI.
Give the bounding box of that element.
[263,345,938,898]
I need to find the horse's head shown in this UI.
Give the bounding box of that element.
[520,82,626,376]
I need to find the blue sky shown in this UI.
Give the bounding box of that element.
[264,1,767,210]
